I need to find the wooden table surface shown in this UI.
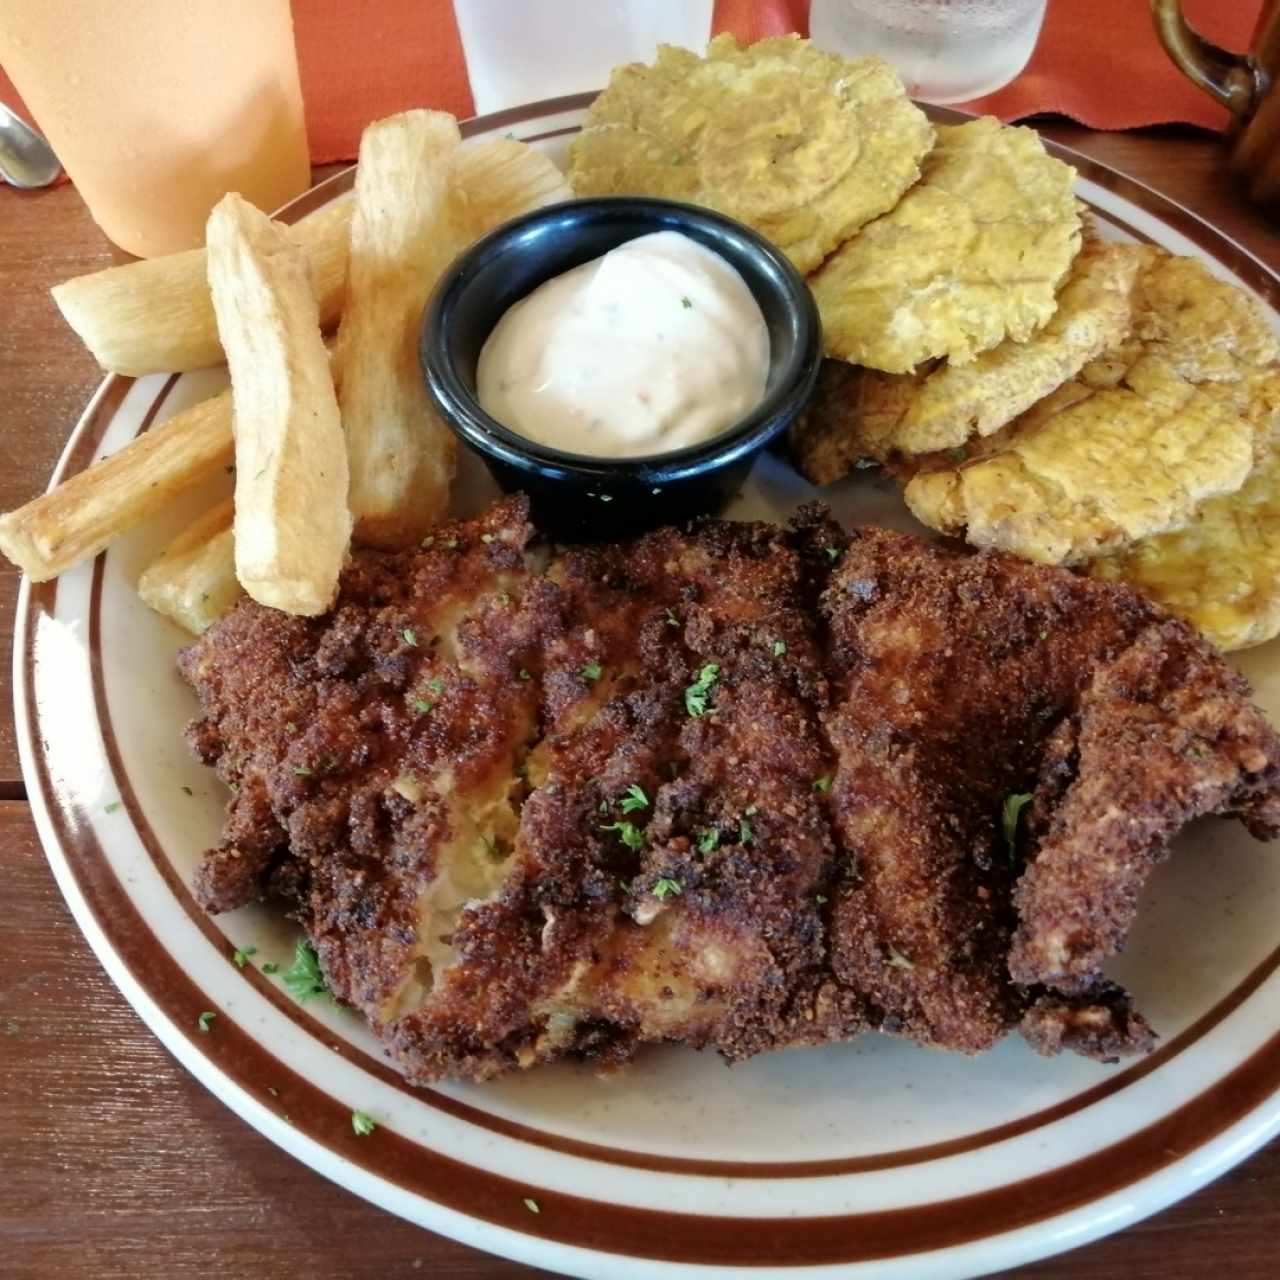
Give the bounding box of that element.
[4,126,1280,1280]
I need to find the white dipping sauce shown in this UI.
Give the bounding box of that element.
[476,230,770,458]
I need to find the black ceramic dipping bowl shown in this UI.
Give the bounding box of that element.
[420,197,821,542]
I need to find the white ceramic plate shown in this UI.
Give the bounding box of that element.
[16,97,1280,1279]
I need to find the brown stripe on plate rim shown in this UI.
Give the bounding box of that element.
[18,95,1280,1264]
[25,651,1280,1265]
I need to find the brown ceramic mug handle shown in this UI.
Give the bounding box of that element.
[1150,0,1260,117]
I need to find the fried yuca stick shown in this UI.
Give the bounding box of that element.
[206,193,351,616]
[52,200,353,376]
[0,390,234,581]
[137,498,241,634]
[335,110,463,548]
[448,136,572,241]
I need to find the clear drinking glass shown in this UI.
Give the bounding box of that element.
[0,0,311,257]
[452,0,715,114]
[808,0,1048,103]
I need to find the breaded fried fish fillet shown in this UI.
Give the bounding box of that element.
[180,499,1280,1083]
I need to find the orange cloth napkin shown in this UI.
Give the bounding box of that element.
[0,0,1264,174]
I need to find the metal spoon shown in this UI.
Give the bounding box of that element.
[0,102,62,188]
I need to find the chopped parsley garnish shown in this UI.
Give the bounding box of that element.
[580,660,603,682]
[738,816,754,844]
[497,591,511,605]
[886,946,915,971]
[402,627,418,647]
[351,1110,376,1137]
[285,721,297,733]
[524,1197,541,1215]
[824,546,842,562]
[426,678,444,695]
[232,946,257,969]
[481,533,495,544]
[697,828,720,854]
[283,938,330,1003]
[681,295,693,309]
[444,537,460,549]
[292,765,313,777]
[197,1011,215,1032]
[684,663,720,717]
[179,784,193,796]
[103,801,121,814]
[602,820,644,852]
[816,894,829,905]
[812,775,832,794]
[619,784,649,814]
[518,669,532,681]
[1002,791,1032,853]
[261,963,279,975]
[772,640,787,657]
[412,699,433,714]
[420,535,435,548]
[664,608,680,628]
[652,877,682,899]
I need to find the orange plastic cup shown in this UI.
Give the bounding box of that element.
[0,0,311,257]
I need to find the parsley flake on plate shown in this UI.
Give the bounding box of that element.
[351,1110,376,1137]
[812,775,832,794]
[1003,791,1032,852]
[179,784,193,796]
[684,663,720,717]
[580,660,603,682]
[261,963,279,975]
[697,828,720,854]
[292,765,313,777]
[652,877,682,899]
[283,938,330,1003]
[601,821,644,852]
[197,1011,215,1032]
[232,946,257,969]
[524,1197,541,1215]
[772,640,787,656]
[402,627,418,647]
[886,946,915,971]
[619,784,649,814]
[738,816,754,844]
[103,801,121,814]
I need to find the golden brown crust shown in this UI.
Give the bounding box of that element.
[180,500,1280,1081]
